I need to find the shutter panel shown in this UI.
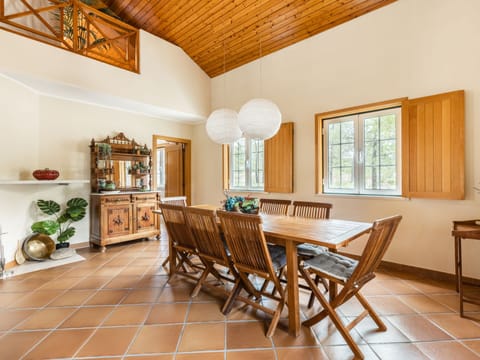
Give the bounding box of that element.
[403,90,464,199]
[264,122,294,193]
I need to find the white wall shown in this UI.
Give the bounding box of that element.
[0,26,208,264]
[193,0,480,278]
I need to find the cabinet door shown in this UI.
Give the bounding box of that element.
[135,203,157,232]
[105,205,132,237]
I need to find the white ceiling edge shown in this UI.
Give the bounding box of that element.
[0,70,206,124]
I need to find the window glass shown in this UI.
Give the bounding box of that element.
[230,137,264,190]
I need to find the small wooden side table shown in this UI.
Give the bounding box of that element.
[452,219,480,317]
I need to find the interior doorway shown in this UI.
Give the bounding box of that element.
[152,135,191,205]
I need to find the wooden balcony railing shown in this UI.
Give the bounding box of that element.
[0,0,139,73]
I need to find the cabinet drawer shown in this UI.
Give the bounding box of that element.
[101,195,131,204]
[132,193,157,202]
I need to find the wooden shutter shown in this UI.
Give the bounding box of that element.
[402,90,464,199]
[264,122,294,193]
[165,143,184,197]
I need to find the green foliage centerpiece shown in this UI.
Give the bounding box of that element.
[224,195,259,214]
[31,198,88,246]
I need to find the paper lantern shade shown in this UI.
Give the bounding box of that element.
[205,108,242,144]
[238,98,282,140]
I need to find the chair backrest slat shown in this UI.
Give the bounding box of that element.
[259,199,291,216]
[217,210,274,278]
[158,203,196,250]
[160,196,187,206]
[292,201,332,219]
[184,207,228,265]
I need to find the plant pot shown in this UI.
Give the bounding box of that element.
[55,242,70,250]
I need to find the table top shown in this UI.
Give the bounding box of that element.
[452,220,480,240]
[191,204,372,250]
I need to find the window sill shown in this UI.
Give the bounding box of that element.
[316,193,408,201]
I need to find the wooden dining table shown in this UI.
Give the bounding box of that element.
[185,205,372,337]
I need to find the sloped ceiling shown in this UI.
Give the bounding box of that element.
[103,0,397,77]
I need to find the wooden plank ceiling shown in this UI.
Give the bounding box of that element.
[102,0,397,77]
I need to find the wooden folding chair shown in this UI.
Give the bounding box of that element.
[292,201,333,305]
[183,207,238,297]
[259,198,291,215]
[217,210,287,338]
[159,196,188,268]
[299,215,402,359]
[158,203,201,281]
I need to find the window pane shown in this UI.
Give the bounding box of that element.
[341,121,354,143]
[364,117,379,141]
[364,140,379,166]
[380,165,397,189]
[329,144,341,167]
[380,115,396,139]
[341,142,354,167]
[329,167,341,189]
[341,167,354,189]
[329,123,341,144]
[380,139,396,165]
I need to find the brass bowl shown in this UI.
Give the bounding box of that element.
[22,233,55,261]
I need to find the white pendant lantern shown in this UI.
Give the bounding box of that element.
[205,108,242,144]
[238,98,281,140]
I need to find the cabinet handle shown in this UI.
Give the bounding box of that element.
[113,215,123,225]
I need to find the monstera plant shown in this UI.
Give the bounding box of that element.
[31,198,88,246]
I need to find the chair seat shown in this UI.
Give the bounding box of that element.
[304,252,358,282]
[297,243,326,257]
[267,244,287,271]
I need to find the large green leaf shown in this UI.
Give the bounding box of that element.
[66,198,88,208]
[58,227,75,242]
[57,213,70,224]
[36,200,60,215]
[31,220,59,235]
[66,206,87,221]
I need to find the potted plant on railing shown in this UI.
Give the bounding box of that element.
[31,198,88,249]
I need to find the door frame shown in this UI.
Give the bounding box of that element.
[152,135,191,205]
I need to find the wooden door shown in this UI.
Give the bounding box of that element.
[165,143,184,197]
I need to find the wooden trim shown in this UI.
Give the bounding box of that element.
[315,97,407,194]
[152,135,192,206]
[5,259,16,270]
[71,241,90,249]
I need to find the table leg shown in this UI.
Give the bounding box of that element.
[456,237,464,317]
[454,236,460,292]
[285,241,300,336]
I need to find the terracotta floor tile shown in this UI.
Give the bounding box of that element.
[272,318,318,347]
[23,328,93,359]
[178,322,225,352]
[276,347,329,360]
[0,309,36,331]
[353,316,409,344]
[404,279,457,294]
[14,307,76,330]
[0,292,24,307]
[387,314,452,341]
[187,302,226,322]
[0,278,43,292]
[103,304,150,326]
[119,266,149,276]
[226,349,276,360]
[84,289,129,305]
[323,344,380,360]
[38,276,80,290]
[462,340,480,356]
[226,322,272,349]
[398,294,453,313]
[370,343,429,359]
[415,341,479,360]
[135,275,169,288]
[361,281,392,296]
[376,280,422,295]
[365,296,416,315]
[427,314,480,339]
[104,275,142,289]
[76,326,138,357]
[60,306,114,328]
[127,355,174,360]
[157,285,194,302]
[10,289,63,308]
[177,352,224,360]
[122,288,162,304]
[430,293,480,313]
[71,276,112,290]
[93,266,125,277]
[0,331,49,359]
[146,303,189,324]
[47,289,95,307]
[128,324,183,354]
